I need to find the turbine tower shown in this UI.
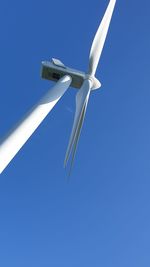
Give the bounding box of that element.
[0,0,116,174]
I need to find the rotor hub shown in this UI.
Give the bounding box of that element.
[85,74,101,90]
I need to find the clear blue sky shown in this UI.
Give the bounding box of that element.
[0,0,150,266]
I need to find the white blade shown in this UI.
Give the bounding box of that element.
[67,96,89,175]
[0,75,72,174]
[88,0,116,76]
[64,79,92,170]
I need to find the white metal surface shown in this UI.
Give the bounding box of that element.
[41,61,101,90]
[0,75,72,174]
[64,0,117,170]
[64,79,92,170]
[88,0,116,76]
[41,61,86,89]
[52,58,66,68]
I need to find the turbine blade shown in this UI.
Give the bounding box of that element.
[64,79,92,169]
[88,0,116,76]
[67,96,89,175]
[0,75,72,174]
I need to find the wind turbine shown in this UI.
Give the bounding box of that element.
[0,0,116,174]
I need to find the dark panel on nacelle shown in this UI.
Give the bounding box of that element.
[41,61,86,89]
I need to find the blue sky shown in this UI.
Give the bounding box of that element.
[0,0,150,266]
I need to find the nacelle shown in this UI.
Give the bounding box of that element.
[41,58,101,90]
